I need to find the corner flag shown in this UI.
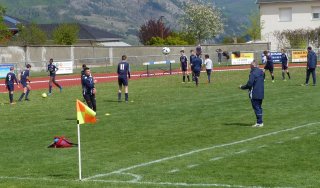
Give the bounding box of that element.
[76,99,96,124]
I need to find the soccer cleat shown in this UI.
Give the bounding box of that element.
[60,87,63,92]
[283,79,287,81]
[25,98,30,101]
[252,123,264,127]
[10,102,16,105]
[47,92,52,96]
[312,84,316,86]
[181,82,186,84]
[301,83,308,86]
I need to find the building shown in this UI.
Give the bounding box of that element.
[3,15,130,46]
[257,0,320,50]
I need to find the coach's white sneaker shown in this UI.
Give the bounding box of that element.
[252,123,264,127]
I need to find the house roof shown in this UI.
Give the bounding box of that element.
[37,23,122,42]
[256,0,318,3]
[3,16,28,30]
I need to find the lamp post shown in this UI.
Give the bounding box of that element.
[160,16,164,39]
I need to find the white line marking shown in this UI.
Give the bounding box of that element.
[168,169,180,173]
[119,172,142,182]
[309,132,317,135]
[291,136,300,140]
[234,150,247,154]
[276,141,284,144]
[87,179,293,188]
[84,122,320,181]
[187,164,199,168]
[209,157,224,161]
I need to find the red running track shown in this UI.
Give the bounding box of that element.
[0,63,307,93]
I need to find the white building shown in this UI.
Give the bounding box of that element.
[257,0,320,50]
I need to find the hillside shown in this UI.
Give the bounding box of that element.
[0,0,258,45]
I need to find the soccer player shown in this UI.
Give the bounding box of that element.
[82,67,96,111]
[304,46,317,86]
[281,49,291,81]
[204,54,213,83]
[5,67,19,104]
[180,50,190,83]
[190,50,196,81]
[240,60,264,127]
[81,64,87,77]
[192,49,202,86]
[47,58,62,95]
[18,64,32,101]
[117,55,131,102]
[262,50,275,82]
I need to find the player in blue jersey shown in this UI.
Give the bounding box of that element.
[5,67,19,104]
[190,50,196,81]
[82,67,96,111]
[192,49,203,86]
[117,55,131,102]
[18,64,32,101]
[262,51,275,82]
[180,50,190,83]
[281,49,291,81]
[47,58,62,95]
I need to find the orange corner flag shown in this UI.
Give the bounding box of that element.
[76,99,96,124]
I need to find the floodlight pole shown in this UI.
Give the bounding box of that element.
[77,120,82,181]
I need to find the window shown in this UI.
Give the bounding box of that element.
[279,8,292,22]
[312,6,320,20]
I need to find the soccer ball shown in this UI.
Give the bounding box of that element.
[42,93,47,98]
[162,47,170,55]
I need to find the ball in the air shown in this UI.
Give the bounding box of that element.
[42,93,47,98]
[162,47,170,55]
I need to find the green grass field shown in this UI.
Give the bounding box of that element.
[0,67,319,188]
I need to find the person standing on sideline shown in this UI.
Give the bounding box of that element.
[47,58,62,95]
[204,54,213,83]
[263,51,275,82]
[180,50,190,83]
[5,67,19,104]
[117,55,131,102]
[240,60,264,127]
[18,64,32,101]
[82,67,96,111]
[192,49,202,86]
[190,50,196,81]
[216,48,222,64]
[303,46,317,86]
[280,49,291,81]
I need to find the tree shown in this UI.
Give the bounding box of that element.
[0,4,11,43]
[244,11,263,42]
[180,3,224,43]
[138,18,171,45]
[14,23,47,45]
[53,24,79,45]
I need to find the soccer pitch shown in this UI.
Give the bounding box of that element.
[0,67,319,188]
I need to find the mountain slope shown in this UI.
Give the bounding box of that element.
[1,0,258,44]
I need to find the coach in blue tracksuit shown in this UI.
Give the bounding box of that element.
[304,46,317,86]
[240,60,264,127]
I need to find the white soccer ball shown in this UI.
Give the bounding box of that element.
[162,47,170,55]
[42,93,47,98]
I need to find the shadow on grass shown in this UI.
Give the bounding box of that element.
[224,122,252,127]
[65,118,77,121]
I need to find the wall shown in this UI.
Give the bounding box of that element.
[260,1,320,50]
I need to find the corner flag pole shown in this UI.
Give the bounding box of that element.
[77,120,82,180]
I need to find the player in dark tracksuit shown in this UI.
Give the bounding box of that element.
[263,51,275,82]
[117,55,131,102]
[240,60,264,127]
[18,64,32,101]
[82,67,96,112]
[281,49,291,80]
[47,58,62,95]
[304,46,318,86]
[192,52,202,86]
[5,67,19,104]
[190,50,196,81]
[180,50,190,83]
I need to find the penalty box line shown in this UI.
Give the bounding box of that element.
[84,121,320,181]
